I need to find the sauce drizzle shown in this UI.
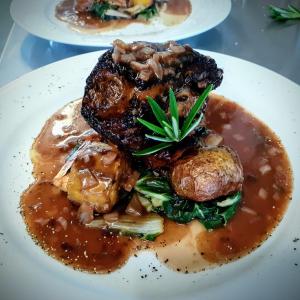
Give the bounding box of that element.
[21,95,293,273]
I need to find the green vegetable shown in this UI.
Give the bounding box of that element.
[137,5,158,20]
[90,1,112,20]
[269,4,300,21]
[86,213,164,241]
[133,84,213,156]
[135,174,242,230]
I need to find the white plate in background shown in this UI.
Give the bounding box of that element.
[0,50,299,300]
[10,0,231,47]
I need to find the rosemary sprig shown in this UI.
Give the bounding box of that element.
[133,84,213,156]
[269,4,300,21]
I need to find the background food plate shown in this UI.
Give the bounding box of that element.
[10,0,231,47]
[0,50,299,300]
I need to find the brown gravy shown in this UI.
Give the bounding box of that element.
[55,0,192,33]
[21,95,293,273]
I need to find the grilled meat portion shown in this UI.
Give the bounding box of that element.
[81,40,223,154]
[171,146,243,202]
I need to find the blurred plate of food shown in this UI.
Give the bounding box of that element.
[10,0,231,47]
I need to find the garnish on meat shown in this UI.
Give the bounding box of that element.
[133,84,213,156]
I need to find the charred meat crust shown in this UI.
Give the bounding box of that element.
[81,42,223,153]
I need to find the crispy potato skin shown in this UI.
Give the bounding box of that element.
[54,148,134,213]
[171,146,243,202]
[66,153,122,213]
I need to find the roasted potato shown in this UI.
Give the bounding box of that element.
[171,146,243,202]
[54,143,133,213]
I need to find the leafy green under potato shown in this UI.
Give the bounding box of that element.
[135,174,242,229]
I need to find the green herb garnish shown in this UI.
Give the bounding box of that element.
[133,84,213,156]
[90,1,112,20]
[269,4,300,21]
[137,5,158,20]
[135,174,242,230]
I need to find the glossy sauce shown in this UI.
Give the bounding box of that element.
[55,0,191,33]
[198,95,293,263]
[21,96,293,273]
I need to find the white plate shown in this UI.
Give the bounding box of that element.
[10,0,231,47]
[0,50,299,300]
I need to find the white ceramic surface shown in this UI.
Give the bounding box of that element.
[10,0,231,47]
[0,50,299,300]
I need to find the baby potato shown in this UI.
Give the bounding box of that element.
[171,146,243,202]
